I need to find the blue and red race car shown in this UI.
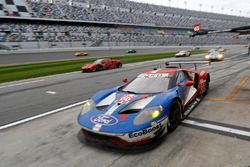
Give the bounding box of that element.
[77,61,210,147]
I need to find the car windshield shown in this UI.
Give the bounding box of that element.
[208,49,216,53]
[179,51,186,53]
[209,49,219,56]
[93,59,104,64]
[121,73,171,94]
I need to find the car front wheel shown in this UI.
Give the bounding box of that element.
[97,65,103,71]
[117,63,122,68]
[167,100,182,132]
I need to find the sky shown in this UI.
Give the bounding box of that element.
[131,0,250,17]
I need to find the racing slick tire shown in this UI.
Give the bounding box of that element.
[117,63,122,68]
[97,65,103,71]
[203,74,210,95]
[167,100,182,132]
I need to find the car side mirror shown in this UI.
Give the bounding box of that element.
[122,77,129,83]
[185,80,195,86]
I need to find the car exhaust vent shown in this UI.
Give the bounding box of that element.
[96,105,109,111]
[119,109,140,114]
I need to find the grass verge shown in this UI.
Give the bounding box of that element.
[0,50,207,83]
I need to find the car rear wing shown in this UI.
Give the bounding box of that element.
[165,60,211,70]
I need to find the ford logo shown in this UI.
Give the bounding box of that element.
[90,115,118,126]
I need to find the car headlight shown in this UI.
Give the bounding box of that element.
[134,106,163,125]
[218,54,224,59]
[80,99,96,115]
[205,55,210,59]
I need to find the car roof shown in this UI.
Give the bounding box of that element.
[143,68,182,77]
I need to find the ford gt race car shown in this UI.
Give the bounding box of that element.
[82,59,122,72]
[77,61,210,147]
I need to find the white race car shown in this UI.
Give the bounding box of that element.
[175,50,191,57]
[205,49,224,61]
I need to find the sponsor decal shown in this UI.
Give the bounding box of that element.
[200,71,206,76]
[129,124,162,138]
[91,115,118,126]
[199,79,206,92]
[151,121,158,126]
[193,24,201,32]
[139,73,169,78]
[185,98,201,114]
[92,124,102,131]
[116,95,136,104]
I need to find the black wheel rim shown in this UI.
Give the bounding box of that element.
[169,105,181,128]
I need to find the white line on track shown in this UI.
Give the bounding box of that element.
[46,91,57,95]
[183,120,250,137]
[0,79,45,89]
[0,100,87,130]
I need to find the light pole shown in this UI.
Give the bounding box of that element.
[221,7,224,14]
[211,5,213,13]
[168,0,171,7]
[199,4,202,11]
[184,1,187,10]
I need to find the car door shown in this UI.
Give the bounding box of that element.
[110,60,117,68]
[175,71,189,105]
[182,71,198,105]
[101,59,109,69]
[176,71,198,105]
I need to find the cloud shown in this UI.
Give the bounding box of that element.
[130,0,250,17]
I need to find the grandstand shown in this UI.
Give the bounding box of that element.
[0,0,249,49]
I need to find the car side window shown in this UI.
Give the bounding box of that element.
[176,72,185,85]
[176,71,187,85]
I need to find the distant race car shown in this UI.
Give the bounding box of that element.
[126,49,137,54]
[77,61,210,147]
[74,52,88,57]
[175,50,191,57]
[192,46,200,50]
[216,47,226,52]
[205,49,224,61]
[82,59,122,72]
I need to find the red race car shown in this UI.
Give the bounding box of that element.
[82,59,122,72]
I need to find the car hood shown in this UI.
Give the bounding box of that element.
[176,52,185,55]
[78,88,176,133]
[83,64,95,69]
[207,53,219,58]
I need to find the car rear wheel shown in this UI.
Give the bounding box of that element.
[203,75,210,95]
[117,63,122,68]
[167,100,182,132]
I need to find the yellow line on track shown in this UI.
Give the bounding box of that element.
[205,98,225,101]
[226,76,249,102]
